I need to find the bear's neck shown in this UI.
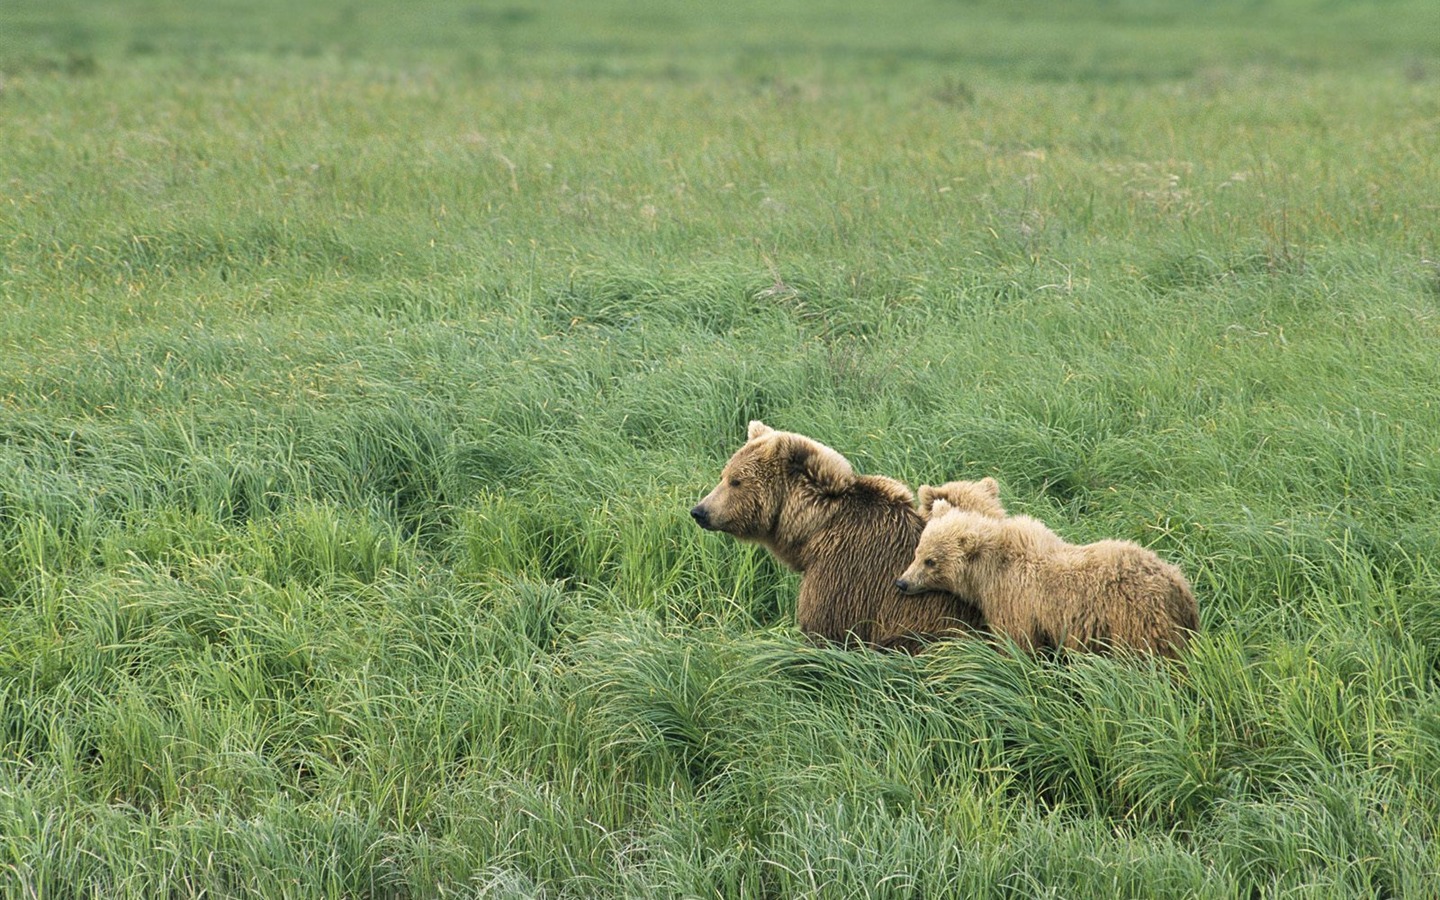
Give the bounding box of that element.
[766,527,823,572]
[772,486,909,572]
[768,496,849,572]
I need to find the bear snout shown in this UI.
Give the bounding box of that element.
[895,574,927,595]
[690,505,714,529]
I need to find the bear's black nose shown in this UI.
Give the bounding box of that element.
[894,579,910,593]
[690,505,711,528]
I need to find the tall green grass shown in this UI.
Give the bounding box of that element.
[3,0,1439,896]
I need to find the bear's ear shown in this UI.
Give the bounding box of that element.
[917,484,936,512]
[747,420,774,441]
[784,437,855,495]
[930,498,954,519]
[958,531,985,563]
[978,477,1000,499]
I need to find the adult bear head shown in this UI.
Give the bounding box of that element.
[690,420,857,550]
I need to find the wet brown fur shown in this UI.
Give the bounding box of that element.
[898,501,1198,658]
[692,421,984,653]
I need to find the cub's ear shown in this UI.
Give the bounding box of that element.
[978,477,1000,499]
[956,527,990,561]
[784,437,855,496]
[957,531,984,562]
[917,485,937,513]
[747,420,774,441]
[929,498,954,519]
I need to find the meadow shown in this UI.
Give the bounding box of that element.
[2,0,1440,895]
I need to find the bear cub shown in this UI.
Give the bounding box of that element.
[896,491,1198,658]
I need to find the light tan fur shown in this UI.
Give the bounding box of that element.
[918,478,1006,519]
[691,421,984,652]
[896,500,1198,658]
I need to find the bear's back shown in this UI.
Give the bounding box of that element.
[797,476,984,649]
[1045,536,1198,657]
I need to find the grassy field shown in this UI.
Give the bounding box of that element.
[3,0,1440,896]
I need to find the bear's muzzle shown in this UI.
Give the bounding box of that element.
[690,505,715,530]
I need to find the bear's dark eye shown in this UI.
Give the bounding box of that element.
[923,558,935,568]
[729,477,742,487]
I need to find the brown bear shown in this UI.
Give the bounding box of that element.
[917,478,1007,520]
[895,499,1198,658]
[691,421,984,652]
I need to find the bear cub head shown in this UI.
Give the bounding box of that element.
[917,478,1006,520]
[894,498,995,597]
[690,420,857,544]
